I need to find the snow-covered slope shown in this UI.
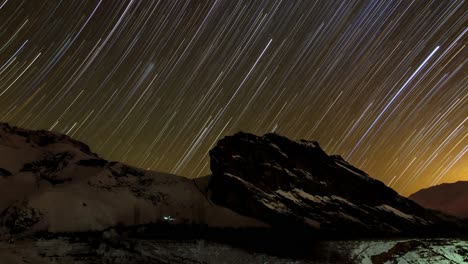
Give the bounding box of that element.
[0,123,266,235]
[208,132,463,236]
[410,181,468,219]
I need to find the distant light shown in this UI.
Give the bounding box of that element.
[163,216,175,222]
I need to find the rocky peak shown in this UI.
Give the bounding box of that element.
[208,132,461,236]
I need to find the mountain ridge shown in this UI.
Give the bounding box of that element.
[1,122,467,263]
[208,131,465,237]
[409,181,468,219]
[0,122,465,239]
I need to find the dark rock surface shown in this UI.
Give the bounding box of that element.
[209,132,464,237]
[76,159,108,167]
[0,201,42,234]
[0,168,11,177]
[21,152,74,185]
[410,181,468,219]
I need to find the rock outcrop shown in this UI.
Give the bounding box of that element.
[208,132,462,236]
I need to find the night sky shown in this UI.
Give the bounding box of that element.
[0,0,466,196]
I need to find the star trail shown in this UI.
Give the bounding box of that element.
[0,0,466,196]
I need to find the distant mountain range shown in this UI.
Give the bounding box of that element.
[0,122,466,263]
[410,181,468,219]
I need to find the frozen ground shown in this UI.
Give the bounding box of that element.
[0,236,466,264]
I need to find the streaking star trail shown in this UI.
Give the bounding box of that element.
[0,0,466,196]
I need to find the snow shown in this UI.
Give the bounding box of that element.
[260,198,289,213]
[1,237,466,264]
[335,162,370,181]
[376,204,414,221]
[268,143,289,158]
[0,128,268,235]
[294,188,327,204]
[276,189,301,203]
[293,168,315,179]
[331,195,357,207]
[0,237,312,264]
[336,212,362,223]
[347,239,468,264]
[296,140,318,148]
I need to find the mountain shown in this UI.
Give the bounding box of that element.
[409,181,468,219]
[0,122,266,236]
[0,123,466,263]
[208,132,463,236]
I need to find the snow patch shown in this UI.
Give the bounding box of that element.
[294,188,327,204]
[275,189,300,204]
[337,212,362,223]
[296,140,318,148]
[335,162,369,181]
[268,143,288,158]
[377,204,414,221]
[331,195,357,207]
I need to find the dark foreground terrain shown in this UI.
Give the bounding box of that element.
[1,231,467,264]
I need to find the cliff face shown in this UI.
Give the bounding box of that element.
[208,132,460,236]
[410,181,468,219]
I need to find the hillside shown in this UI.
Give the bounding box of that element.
[410,181,468,219]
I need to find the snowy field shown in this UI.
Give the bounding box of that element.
[0,236,466,264]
